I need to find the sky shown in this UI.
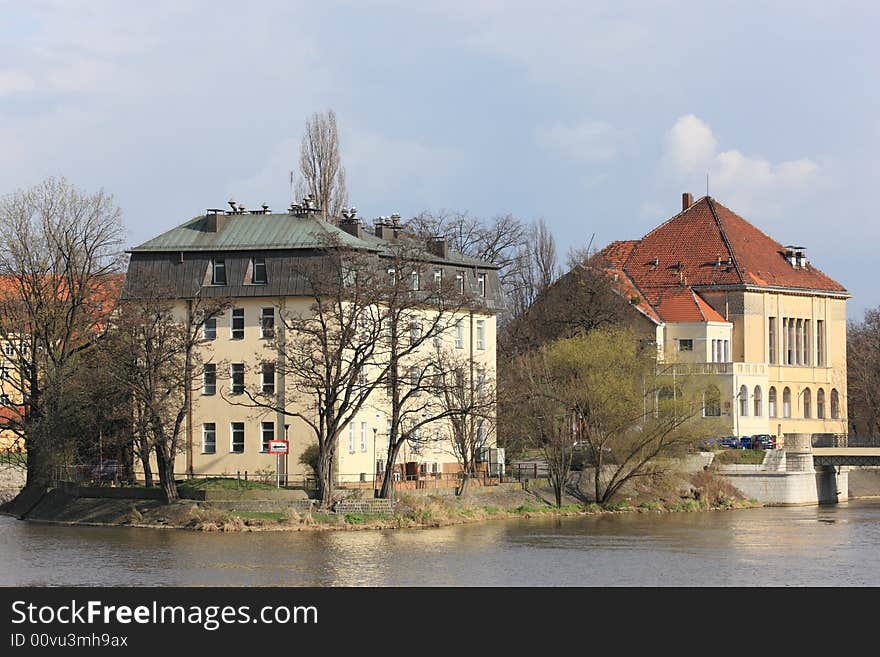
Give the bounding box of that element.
[1,1,878,315]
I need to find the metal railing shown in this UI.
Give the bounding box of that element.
[811,434,880,448]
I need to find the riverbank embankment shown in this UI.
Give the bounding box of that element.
[2,469,761,532]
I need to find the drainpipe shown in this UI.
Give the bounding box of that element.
[185,299,193,477]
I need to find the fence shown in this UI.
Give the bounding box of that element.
[811,434,880,448]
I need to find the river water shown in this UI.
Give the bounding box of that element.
[3,500,880,586]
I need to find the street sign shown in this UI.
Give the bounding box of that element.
[268,440,289,455]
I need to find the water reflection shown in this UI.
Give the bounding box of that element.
[2,501,880,586]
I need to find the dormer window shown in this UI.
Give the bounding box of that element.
[211,258,227,285]
[477,272,486,297]
[252,257,267,284]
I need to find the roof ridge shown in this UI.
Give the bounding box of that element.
[689,288,706,322]
[706,197,745,284]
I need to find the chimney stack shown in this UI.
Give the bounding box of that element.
[682,192,693,211]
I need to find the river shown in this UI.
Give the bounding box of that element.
[3,500,880,586]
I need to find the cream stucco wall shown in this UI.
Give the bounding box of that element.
[160,297,496,485]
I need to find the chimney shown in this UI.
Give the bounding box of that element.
[203,209,227,233]
[682,192,693,211]
[374,216,400,241]
[426,236,449,259]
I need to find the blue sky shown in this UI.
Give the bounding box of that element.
[2,1,878,314]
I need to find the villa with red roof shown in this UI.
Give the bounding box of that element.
[598,193,849,443]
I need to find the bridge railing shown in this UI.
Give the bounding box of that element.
[811,434,880,448]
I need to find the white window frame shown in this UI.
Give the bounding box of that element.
[261,421,274,453]
[230,363,244,394]
[455,319,464,349]
[456,271,464,294]
[260,307,275,339]
[231,308,244,339]
[411,270,420,291]
[202,316,217,340]
[433,269,442,288]
[202,423,216,454]
[360,422,367,452]
[478,272,486,297]
[211,258,226,285]
[230,422,245,453]
[252,257,268,285]
[476,320,485,350]
[349,422,355,453]
[203,364,216,395]
[261,362,274,395]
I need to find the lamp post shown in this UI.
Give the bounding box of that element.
[373,412,381,498]
[284,424,290,487]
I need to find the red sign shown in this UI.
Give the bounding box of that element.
[268,440,289,455]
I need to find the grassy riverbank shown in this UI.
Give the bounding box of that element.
[3,470,762,532]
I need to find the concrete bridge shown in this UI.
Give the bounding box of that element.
[714,434,878,506]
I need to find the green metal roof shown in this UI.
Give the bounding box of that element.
[128,213,374,252]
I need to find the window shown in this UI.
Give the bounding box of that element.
[817,320,825,366]
[202,423,216,454]
[349,422,355,453]
[203,364,216,395]
[387,267,396,283]
[476,320,485,350]
[252,257,267,284]
[455,319,464,349]
[358,366,367,386]
[768,317,776,364]
[230,363,244,394]
[432,369,444,394]
[477,272,486,297]
[433,269,442,288]
[703,386,721,417]
[409,366,421,392]
[432,327,442,349]
[261,421,274,452]
[786,318,794,365]
[739,385,749,417]
[3,344,13,357]
[477,369,486,398]
[203,317,217,340]
[360,422,367,452]
[831,389,840,419]
[803,319,811,365]
[261,362,275,395]
[211,258,226,285]
[769,387,777,418]
[817,388,825,419]
[0,366,8,380]
[231,308,244,339]
[723,340,729,362]
[803,388,812,418]
[411,270,420,291]
[409,319,422,345]
[456,271,464,294]
[455,370,466,397]
[679,339,693,352]
[783,387,792,418]
[230,422,244,453]
[260,307,274,339]
[0,394,9,405]
[754,386,763,417]
[795,319,803,365]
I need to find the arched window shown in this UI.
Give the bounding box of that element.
[803,387,812,419]
[768,387,777,418]
[753,386,763,417]
[704,385,721,417]
[783,387,792,418]
[817,388,825,419]
[739,385,749,417]
[831,389,840,419]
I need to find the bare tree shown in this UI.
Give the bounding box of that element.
[432,349,497,496]
[506,218,560,319]
[109,290,228,502]
[297,108,347,221]
[0,177,124,489]
[847,308,880,437]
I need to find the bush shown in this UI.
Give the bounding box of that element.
[299,443,320,478]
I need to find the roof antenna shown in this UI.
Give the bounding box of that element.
[706,172,710,198]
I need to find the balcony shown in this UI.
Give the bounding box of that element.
[663,362,767,376]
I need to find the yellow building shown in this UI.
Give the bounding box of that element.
[600,193,848,443]
[123,205,500,486]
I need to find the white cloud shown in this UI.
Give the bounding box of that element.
[0,70,35,96]
[663,114,819,215]
[536,119,618,163]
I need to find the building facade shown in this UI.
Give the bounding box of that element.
[599,193,848,443]
[123,204,501,485]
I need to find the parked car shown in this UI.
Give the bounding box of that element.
[753,434,776,450]
[739,436,753,449]
[720,436,739,449]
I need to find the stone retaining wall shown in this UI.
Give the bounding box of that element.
[334,499,395,515]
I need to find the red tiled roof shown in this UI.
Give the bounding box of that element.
[599,240,639,269]
[616,197,846,294]
[650,287,726,323]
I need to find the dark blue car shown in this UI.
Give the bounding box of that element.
[739,436,753,449]
[720,436,739,449]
